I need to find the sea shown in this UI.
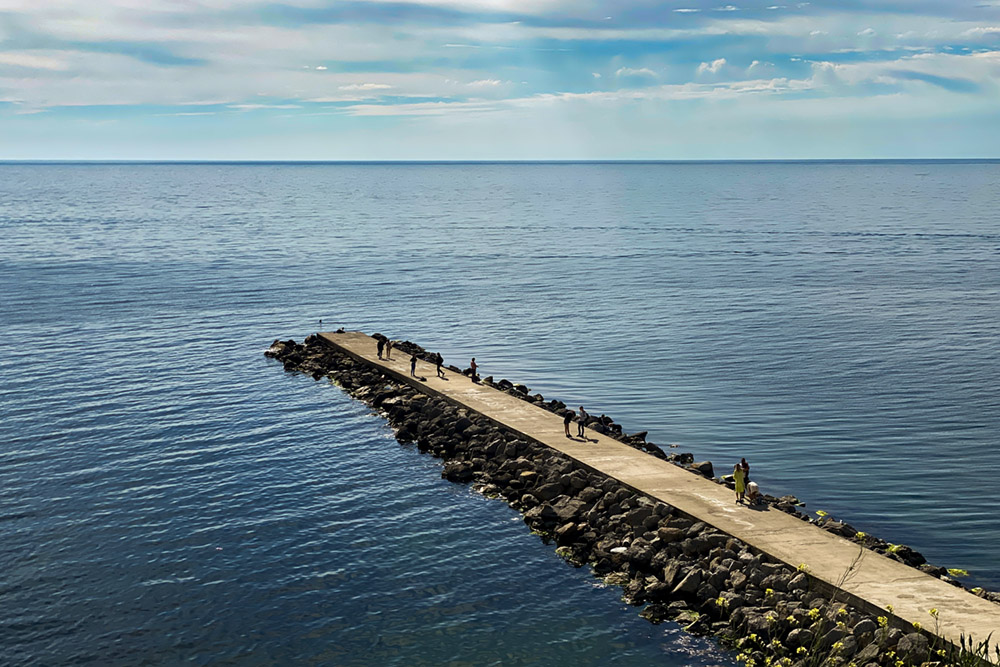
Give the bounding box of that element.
[2,161,998,666]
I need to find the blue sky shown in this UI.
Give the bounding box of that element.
[1,0,999,159]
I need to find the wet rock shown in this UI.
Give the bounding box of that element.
[523,503,558,529]
[886,544,926,567]
[671,568,703,596]
[690,461,714,479]
[554,522,580,546]
[626,539,655,569]
[662,561,683,588]
[442,461,474,483]
[918,563,947,578]
[639,603,671,624]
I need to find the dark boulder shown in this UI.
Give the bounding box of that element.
[534,482,563,502]
[671,568,703,596]
[551,498,587,523]
[442,461,474,483]
[896,633,929,663]
[689,461,714,478]
[786,628,814,648]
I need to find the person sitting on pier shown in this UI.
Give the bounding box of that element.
[746,480,760,505]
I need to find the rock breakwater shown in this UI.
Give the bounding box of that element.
[266,333,994,666]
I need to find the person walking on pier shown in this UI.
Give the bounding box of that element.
[733,463,746,504]
[469,358,478,382]
[410,354,418,377]
[434,353,445,378]
[377,337,385,360]
[564,409,574,437]
[577,406,588,437]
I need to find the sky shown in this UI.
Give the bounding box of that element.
[1,0,999,160]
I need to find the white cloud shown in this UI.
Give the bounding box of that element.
[615,66,657,77]
[341,99,498,117]
[315,66,327,71]
[858,28,876,37]
[338,83,392,90]
[228,104,302,110]
[468,78,502,86]
[697,58,727,74]
[0,52,69,70]
[674,8,700,12]
[592,72,601,78]
[964,27,1000,36]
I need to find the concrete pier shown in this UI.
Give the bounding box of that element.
[319,331,1000,652]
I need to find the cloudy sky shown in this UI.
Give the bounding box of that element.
[1,0,999,159]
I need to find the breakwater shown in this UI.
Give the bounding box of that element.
[266,331,1000,665]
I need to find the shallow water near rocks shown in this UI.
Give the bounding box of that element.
[2,161,998,664]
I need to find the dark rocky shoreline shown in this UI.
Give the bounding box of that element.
[266,333,995,666]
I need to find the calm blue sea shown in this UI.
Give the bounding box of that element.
[2,162,998,666]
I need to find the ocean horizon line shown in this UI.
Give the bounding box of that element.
[2,158,1000,166]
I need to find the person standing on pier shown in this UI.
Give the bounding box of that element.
[733,463,746,504]
[377,337,385,360]
[577,406,588,437]
[434,353,445,378]
[385,339,393,360]
[469,358,478,382]
[564,409,574,437]
[740,457,750,482]
[410,354,418,377]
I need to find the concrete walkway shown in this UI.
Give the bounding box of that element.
[320,331,1000,652]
